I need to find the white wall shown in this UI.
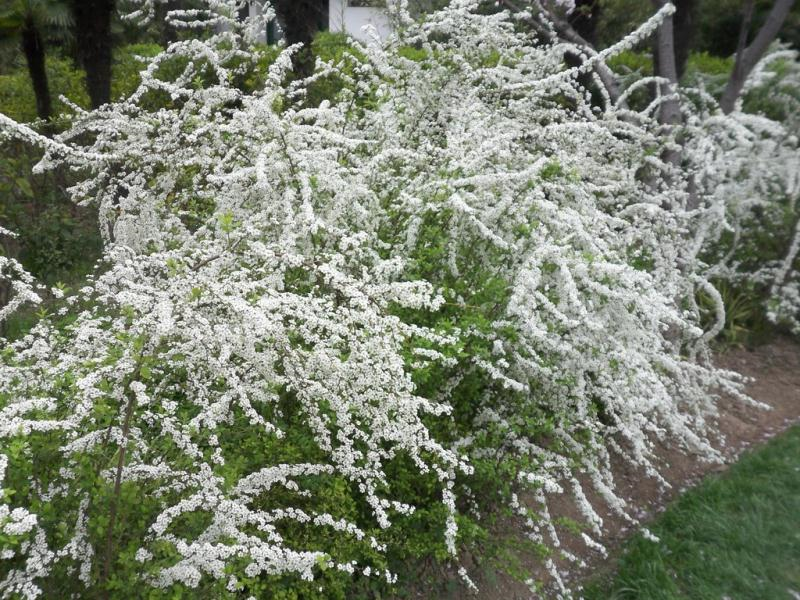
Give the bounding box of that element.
[329,0,392,43]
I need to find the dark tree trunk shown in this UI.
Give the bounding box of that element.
[158,0,180,47]
[672,0,697,80]
[272,0,328,76]
[20,17,52,121]
[70,0,115,108]
[568,0,601,47]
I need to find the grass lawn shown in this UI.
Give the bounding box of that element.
[583,426,800,600]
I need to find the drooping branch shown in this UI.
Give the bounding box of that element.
[543,8,627,107]
[500,0,626,107]
[0,111,112,163]
[720,0,797,113]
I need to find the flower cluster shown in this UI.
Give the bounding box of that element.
[681,44,800,336]
[1,1,792,597]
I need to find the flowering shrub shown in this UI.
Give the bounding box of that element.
[683,44,800,337]
[2,1,794,598]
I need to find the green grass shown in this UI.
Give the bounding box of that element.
[583,426,800,600]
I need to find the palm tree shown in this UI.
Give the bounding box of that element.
[0,0,72,121]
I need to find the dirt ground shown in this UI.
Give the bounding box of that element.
[441,337,800,600]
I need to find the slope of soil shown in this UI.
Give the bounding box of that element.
[454,337,800,600]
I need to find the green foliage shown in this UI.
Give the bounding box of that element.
[370,187,595,595]
[0,0,73,69]
[0,43,169,124]
[111,43,163,102]
[596,0,800,56]
[606,50,653,76]
[605,51,652,110]
[0,139,101,283]
[306,32,368,107]
[397,45,429,63]
[584,426,800,599]
[742,53,800,123]
[595,0,652,51]
[0,326,394,599]
[0,132,100,341]
[698,279,770,348]
[0,53,88,123]
[700,186,799,345]
[684,52,733,77]
[241,43,283,92]
[693,0,800,57]
[681,52,733,95]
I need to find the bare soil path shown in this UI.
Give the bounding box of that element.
[447,337,800,600]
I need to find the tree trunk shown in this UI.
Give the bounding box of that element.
[672,0,697,80]
[20,17,52,121]
[720,0,796,114]
[70,0,115,108]
[650,0,692,209]
[158,0,180,47]
[652,0,682,126]
[272,0,328,76]
[568,0,601,47]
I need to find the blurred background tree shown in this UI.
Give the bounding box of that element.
[67,0,114,107]
[596,0,800,55]
[0,0,72,121]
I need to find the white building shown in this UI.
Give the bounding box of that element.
[241,1,392,45]
[328,0,392,43]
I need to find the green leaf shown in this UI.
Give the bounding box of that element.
[315,553,331,571]
[14,177,33,198]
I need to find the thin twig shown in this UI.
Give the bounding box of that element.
[100,377,140,598]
